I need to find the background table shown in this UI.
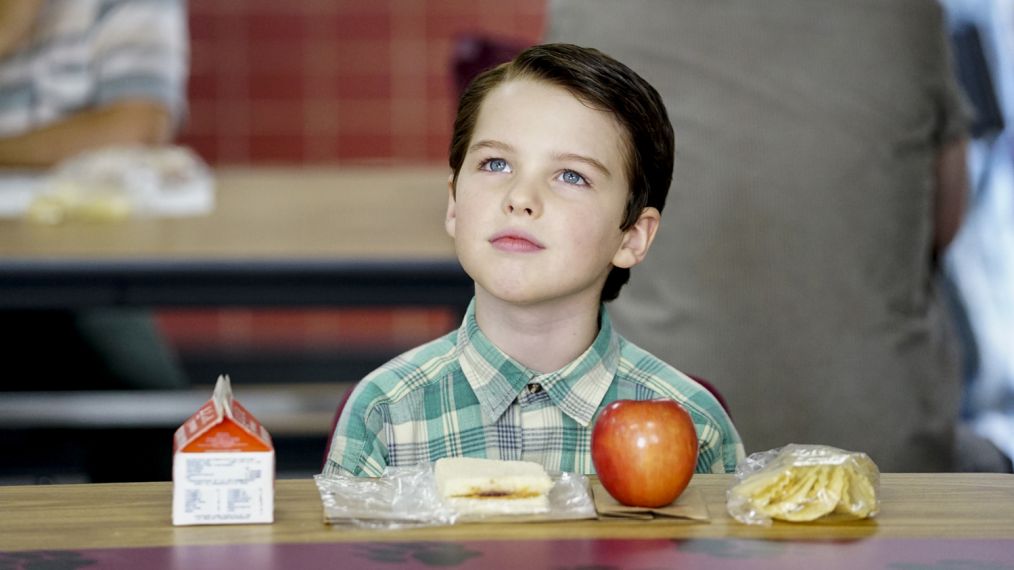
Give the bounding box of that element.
[1,474,1012,568]
[0,167,469,483]
[0,166,470,309]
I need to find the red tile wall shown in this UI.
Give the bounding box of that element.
[158,308,458,352]
[179,0,547,165]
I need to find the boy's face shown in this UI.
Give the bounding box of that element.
[446,78,654,309]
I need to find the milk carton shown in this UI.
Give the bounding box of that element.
[172,375,274,525]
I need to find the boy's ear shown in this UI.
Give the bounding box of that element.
[445,174,457,238]
[612,207,661,269]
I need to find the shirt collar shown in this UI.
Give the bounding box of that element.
[456,298,619,427]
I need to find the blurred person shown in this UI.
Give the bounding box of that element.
[940,0,1014,472]
[547,0,974,471]
[0,0,186,166]
[0,0,189,390]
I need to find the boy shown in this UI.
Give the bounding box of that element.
[323,43,743,477]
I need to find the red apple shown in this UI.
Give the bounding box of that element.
[591,398,699,507]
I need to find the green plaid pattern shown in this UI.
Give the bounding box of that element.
[323,299,743,477]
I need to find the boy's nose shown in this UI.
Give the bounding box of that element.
[503,179,542,217]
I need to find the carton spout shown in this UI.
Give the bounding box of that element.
[212,374,234,419]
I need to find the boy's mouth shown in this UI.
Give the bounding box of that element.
[489,230,545,252]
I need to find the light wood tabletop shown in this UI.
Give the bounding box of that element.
[0,166,456,260]
[2,473,1013,553]
[0,166,472,308]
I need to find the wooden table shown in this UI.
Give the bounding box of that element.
[1,474,1012,568]
[0,167,468,481]
[0,166,470,309]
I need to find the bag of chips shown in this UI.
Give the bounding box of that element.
[726,444,880,525]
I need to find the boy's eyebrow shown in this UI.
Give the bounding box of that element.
[469,140,515,154]
[470,140,612,179]
[551,152,612,179]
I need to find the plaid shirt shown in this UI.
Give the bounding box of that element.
[323,300,743,477]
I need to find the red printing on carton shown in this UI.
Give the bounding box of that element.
[173,376,273,453]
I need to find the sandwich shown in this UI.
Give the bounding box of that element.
[434,457,554,515]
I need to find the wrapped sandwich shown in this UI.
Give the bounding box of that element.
[434,457,555,515]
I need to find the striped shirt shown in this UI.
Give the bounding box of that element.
[0,0,187,137]
[323,299,744,477]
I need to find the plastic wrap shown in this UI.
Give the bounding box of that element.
[26,145,214,224]
[726,444,880,525]
[315,463,596,528]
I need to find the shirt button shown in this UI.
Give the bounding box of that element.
[528,383,542,394]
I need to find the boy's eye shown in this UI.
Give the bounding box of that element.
[481,158,510,173]
[560,170,587,186]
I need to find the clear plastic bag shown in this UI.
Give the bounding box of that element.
[26,145,214,224]
[726,444,880,525]
[315,463,597,529]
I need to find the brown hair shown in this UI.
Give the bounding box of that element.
[448,43,675,301]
